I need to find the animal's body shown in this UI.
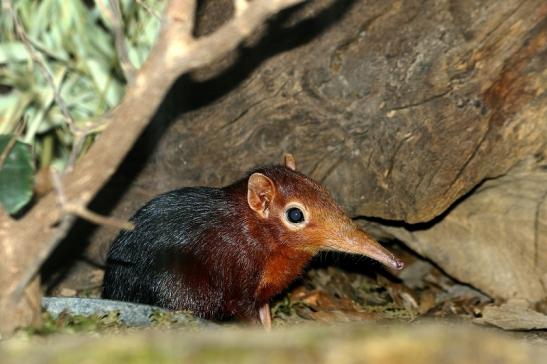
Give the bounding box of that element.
[102,155,403,327]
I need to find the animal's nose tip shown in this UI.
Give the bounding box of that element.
[394,258,405,270]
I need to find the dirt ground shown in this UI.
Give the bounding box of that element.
[1,243,546,363]
[36,243,546,339]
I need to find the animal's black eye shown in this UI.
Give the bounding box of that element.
[287,207,305,224]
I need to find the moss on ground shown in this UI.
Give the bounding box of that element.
[2,322,546,364]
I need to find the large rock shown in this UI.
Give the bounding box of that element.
[382,158,547,302]
[138,0,546,223]
[54,0,547,303]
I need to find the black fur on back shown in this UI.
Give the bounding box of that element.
[102,184,269,320]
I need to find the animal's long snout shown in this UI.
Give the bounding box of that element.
[324,227,404,270]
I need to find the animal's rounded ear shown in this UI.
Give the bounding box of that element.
[247,173,276,218]
[283,153,296,171]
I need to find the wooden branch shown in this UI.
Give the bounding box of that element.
[51,169,134,231]
[235,0,250,17]
[96,0,137,81]
[0,0,306,331]
[136,0,161,20]
[0,122,25,170]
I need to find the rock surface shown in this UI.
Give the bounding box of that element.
[53,0,547,304]
[42,297,209,327]
[382,158,547,302]
[140,0,547,222]
[475,299,547,330]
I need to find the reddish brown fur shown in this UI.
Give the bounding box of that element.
[229,166,358,308]
[210,166,345,311]
[104,161,402,323]
[256,247,312,303]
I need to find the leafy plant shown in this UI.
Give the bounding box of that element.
[0,134,34,214]
[0,0,163,214]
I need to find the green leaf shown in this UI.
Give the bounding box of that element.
[0,134,34,214]
[0,42,30,64]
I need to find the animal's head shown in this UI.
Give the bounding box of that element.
[246,154,404,270]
